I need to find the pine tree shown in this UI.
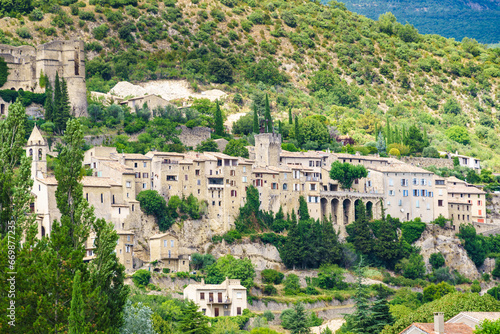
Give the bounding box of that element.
[53,72,63,133]
[289,107,293,124]
[44,81,54,122]
[346,202,373,254]
[68,270,85,334]
[321,219,341,264]
[264,94,273,133]
[178,300,211,334]
[253,104,259,134]
[289,302,310,334]
[376,131,386,154]
[298,196,310,221]
[282,219,302,269]
[367,296,394,333]
[214,100,224,136]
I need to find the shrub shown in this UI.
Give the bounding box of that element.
[388,148,400,156]
[281,11,297,27]
[132,269,151,287]
[487,286,500,300]
[446,126,470,145]
[429,253,446,269]
[261,269,284,284]
[263,310,275,322]
[471,280,482,293]
[283,274,301,295]
[16,28,32,39]
[263,284,277,296]
[93,24,110,40]
[395,253,425,279]
[30,8,44,21]
[423,282,456,303]
[162,268,170,274]
[176,271,190,278]
[422,147,440,158]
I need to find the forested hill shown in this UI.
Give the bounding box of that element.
[1,0,500,169]
[332,0,500,44]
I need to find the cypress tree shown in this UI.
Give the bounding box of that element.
[278,120,283,135]
[214,100,224,136]
[253,105,259,134]
[346,201,373,254]
[294,115,302,145]
[282,218,302,269]
[366,296,394,333]
[68,270,85,334]
[322,219,341,264]
[264,94,272,133]
[44,81,54,122]
[385,116,391,145]
[53,72,63,133]
[298,196,310,221]
[288,107,293,124]
[59,78,71,132]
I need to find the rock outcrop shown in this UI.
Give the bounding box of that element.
[415,226,480,279]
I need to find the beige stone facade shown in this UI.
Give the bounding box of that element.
[0,40,87,116]
[149,233,189,272]
[183,278,247,317]
[120,94,172,111]
[447,177,486,223]
[0,96,11,118]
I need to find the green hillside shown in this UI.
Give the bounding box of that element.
[1,0,500,168]
[332,0,500,44]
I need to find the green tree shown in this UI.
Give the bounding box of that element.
[121,301,156,334]
[224,139,249,158]
[443,98,462,115]
[298,196,310,221]
[136,190,167,218]
[403,125,428,154]
[196,139,219,152]
[289,108,293,125]
[68,271,86,334]
[282,217,302,269]
[367,296,394,333]
[446,126,471,145]
[253,107,260,134]
[475,319,500,333]
[208,58,233,84]
[132,269,151,287]
[44,81,54,123]
[395,252,425,279]
[430,253,446,269]
[329,161,368,190]
[342,260,373,334]
[346,202,373,254]
[423,282,456,302]
[214,100,224,136]
[205,254,255,289]
[457,224,487,267]
[374,219,405,269]
[0,56,9,87]
[289,302,310,334]
[294,115,303,145]
[264,94,273,133]
[232,113,253,135]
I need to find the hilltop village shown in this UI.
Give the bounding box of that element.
[28,125,490,272]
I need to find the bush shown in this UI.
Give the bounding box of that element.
[162,268,170,274]
[176,271,190,278]
[283,274,301,295]
[132,269,151,287]
[261,269,284,284]
[263,284,277,296]
[429,253,445,269]
[487,286,500,300]
[422,147,440,158]
[16,27,32,39]
[388,148,400,156]
[471,280,482,293]
[446,126,470,145]
[396,253,425,279]
[263,310,275,322]
[423,282,455,302]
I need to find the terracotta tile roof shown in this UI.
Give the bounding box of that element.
[280,150,329,158]
[447,183,485,194]
[368,163,433,174]
[402,323,473,334]
[82,176,112,187]
[116,153,151,160]
[150,232,177,240]
[252,167,279,174]
[102,161,135,174]
[447,312,500,323]
[36,176,58,185]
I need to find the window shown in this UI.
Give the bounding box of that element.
[126,246,130,253]
[438,200,443,207]
[231,190,237,197]
[143,183,146,189]
[164,240,167,247]
[185,175,188,181]
[422,190,427,197]
[412,178,417,185]
[200,293,205,300]
[101,194,103,203]
[389,190,395,196]
[171,240,174,247]
[429,192,433,197]
[168,250,171,258]
[401,179,408,186]
[143,173,149,178]
[197,180,201,185]
[309,184,316,191]
[195,170,200,176]
[243,166,246,173]
[135,172,140,178]
[86,193,89,201]
[284,173,287,179]
[413,189,419,196]
[134,162,138,168]
[479,210,482,215]
[398,199,402,206]
[439,189,443,196]
[367,180,372,187]
[421,179,426,185]
[132,204,135,211]
[403,190,408,197]
[435,180,445,185]
[283,183,288,190]
[126,181,131,188]
[127,235,130,242]
[478,200,482,206]
[242,176,247,183]
[416,200,420,208]
[230,170,235,176]
[237,307,242,315]
[237,292,242,299]
[389,178,394,186]
[143,162,147,168]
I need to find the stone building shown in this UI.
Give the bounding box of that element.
[183,278,247,317]
[0,96,11,117]
[149,233,189,272]
[0,40,87,116]
[120,94,172,111]
[447,177,486,223]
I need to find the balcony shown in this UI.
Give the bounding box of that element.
[306,176,319,182]
[208,298,231,304]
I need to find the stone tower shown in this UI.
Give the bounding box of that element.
[254,133,281,167]
[0,39,87,117]
[26,125,48,179]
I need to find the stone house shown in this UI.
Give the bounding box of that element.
[400,312,473,334]
[120,94,172,111]
[446,151,481,171]
[0,96,10,117]
[446,177,486,223]
[446,312,500,329]
[183,278,247,317]
[149,233,189,272]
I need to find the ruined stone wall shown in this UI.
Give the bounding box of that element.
[0,40,87,116]
[401,157,454,169]
[177,125,211,148]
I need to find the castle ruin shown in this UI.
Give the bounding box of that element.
[0,39,87,117]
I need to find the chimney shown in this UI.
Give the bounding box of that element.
[434,312,444,334]
[201,278,205,285]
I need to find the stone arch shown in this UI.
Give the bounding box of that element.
[320,198,328,220]
[366,201,373,220]
[29,148,33,156]
[331,198,339,224]
[38,148,43,161]
[41,226,45,237]
[343,199,351,225]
